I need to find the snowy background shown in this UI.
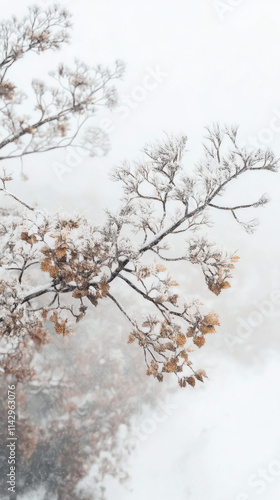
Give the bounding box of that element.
[2,1,280,499]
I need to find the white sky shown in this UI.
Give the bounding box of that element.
[3,1,280,499]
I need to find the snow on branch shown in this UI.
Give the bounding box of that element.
[1,124,278,387]
[0,6,124,167]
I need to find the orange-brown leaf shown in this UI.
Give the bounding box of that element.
[176,333,186,347]
[186,376,196,387]
[193,336,206,348]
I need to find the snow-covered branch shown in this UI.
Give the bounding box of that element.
[1,124,277,387]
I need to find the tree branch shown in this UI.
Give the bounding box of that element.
[107,292,135,326]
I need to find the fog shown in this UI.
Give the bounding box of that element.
[1,1,280,499]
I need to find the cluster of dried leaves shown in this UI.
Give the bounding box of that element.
[1,119,278,388]
[1,5,278,389]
